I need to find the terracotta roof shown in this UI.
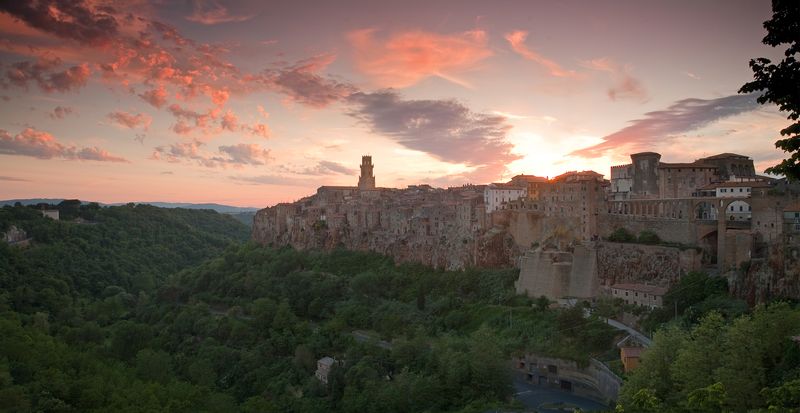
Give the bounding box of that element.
[784,201,800,212]
[611,283,669,296]
[621,346,644,358]
[511,174,549,183]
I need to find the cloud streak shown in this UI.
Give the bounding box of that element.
[348,28,492,88]
[505,31,577,78]
[571,94,761,158]
[151,140,271,168]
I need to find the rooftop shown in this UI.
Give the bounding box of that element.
[700,153,750,160]
[611,283,669,296]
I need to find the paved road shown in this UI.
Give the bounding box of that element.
[604,318,652,347]
[351,330,393,350]
[512,374,609,412]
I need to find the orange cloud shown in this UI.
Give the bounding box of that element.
[348,28,492,88]
[504,30,577,78]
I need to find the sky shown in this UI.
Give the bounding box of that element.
[0,0,789,207]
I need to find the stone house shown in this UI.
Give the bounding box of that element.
[610,283,668,308]
[315,356,336,384]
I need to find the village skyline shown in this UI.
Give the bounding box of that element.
[0,0,788,207]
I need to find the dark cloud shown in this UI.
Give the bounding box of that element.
[572,94,761,158]
[185,0,255,25]
[347,90,519,180]
[0,0,119,46]
[6,58,91,93]
[0,127,128,162]
[0,176,31,182]
[262,55,356,108]
[107,111,151,129]
[49,106,74,119]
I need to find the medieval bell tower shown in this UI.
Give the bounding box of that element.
[358,155,376,190]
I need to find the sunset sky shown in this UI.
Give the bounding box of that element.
[0,0,788,207]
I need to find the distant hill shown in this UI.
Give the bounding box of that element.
[0,199,259,214]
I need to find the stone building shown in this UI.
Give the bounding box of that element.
[40,209,59,220]
[543,171,606,240]
[484,182,527,213]
[509,174,550,200]
[697,153,756,180]
[315,356,336,384]
[358,155,376,190]
[610,283,668,308]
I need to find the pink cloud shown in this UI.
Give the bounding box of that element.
[0,127,128,162]
[582,58,648,102]
[246,123,270,139]
[220,110,238,132]
[151,140,271,168]
[505,31,577,78]
[107,111,152,130]
[138,85,169,108]
[348,28,492,88]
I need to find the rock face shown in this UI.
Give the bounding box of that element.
[515,241,701,300]
[252,185,517,270]
[728,238,800,305]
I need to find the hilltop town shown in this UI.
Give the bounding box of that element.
[253,153,800,304]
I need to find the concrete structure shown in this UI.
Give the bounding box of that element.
[357,155,375,190]
[619,347,644,372]
[611,283,668,308]
[315,356,336,384]
[516,353,622,405]
[484,182,527,213]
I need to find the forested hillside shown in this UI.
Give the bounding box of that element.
[0,204,617,412]
[615,274,800,413]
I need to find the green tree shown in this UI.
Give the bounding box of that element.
[740,0,800,179]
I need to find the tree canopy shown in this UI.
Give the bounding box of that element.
[740,0,800,179]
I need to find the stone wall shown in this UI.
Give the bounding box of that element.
[516,241,700,299]
[596,242,701,288]
[517,353,622,404]
[598,214,699,245]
